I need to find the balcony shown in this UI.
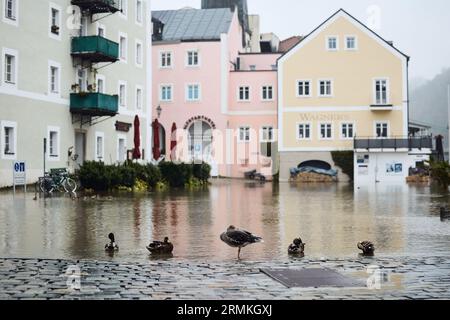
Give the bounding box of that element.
[71,36,119,63]
[71,0,120,15]
[354,136,433,151]
[370,104,394,111]
[70,93,118,116]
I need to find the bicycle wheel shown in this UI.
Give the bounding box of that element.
[39,178,54,194]
[63,178,78,193]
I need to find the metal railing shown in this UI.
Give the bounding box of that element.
[354,136,433,150]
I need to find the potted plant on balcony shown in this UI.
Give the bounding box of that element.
[71,84,80,93]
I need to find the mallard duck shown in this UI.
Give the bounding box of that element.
[288,238,305,255]
[146,237,174,254]
[105,233,119,252]
[220,225,263,259]
[358,241,375,255]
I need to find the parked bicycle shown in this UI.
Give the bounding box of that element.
[39,168,77,194]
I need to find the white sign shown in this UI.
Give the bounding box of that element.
[13,161,26,193]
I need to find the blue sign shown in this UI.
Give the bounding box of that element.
[14,162,25,173]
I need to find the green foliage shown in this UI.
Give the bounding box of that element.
[78,161,211,191]
[331,151,354,181]
[430,161,450,188]
[193,162,211,183]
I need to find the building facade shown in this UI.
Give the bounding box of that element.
[0,0,152,187]
[278,9,431,186]
[152,6,280,179]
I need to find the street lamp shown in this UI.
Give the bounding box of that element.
[156,105,162,119]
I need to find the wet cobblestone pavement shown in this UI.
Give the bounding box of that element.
[1,256,450,300]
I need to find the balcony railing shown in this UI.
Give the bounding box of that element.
[354,136,433,150]
[71,0,120,15]
[70,92,118,116]
[71,36,119,63]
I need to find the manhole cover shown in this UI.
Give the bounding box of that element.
[260,268,365,288]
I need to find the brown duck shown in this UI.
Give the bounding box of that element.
[146,237,174,254]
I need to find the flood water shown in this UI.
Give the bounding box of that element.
[1,180,449,262]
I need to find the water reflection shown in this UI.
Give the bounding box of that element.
[0,180,449,262]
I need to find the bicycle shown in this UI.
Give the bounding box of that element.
[39,168,77,194]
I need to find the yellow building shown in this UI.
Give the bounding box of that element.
[277,9,431,186]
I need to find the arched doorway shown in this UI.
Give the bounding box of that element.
[188,120,212,163]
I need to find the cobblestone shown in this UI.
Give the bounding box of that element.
[0,256,449,300]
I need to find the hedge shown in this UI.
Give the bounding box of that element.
[77,161,211,191]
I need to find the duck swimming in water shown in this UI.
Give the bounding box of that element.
[105,233,119,252]
[358,241,375,255]
[146,237,174,254]
[220,225,263,260]
[288,238,305,255]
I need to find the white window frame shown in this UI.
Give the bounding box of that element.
[159,51,173,69]
[160,84,173,102]
[135,39,143,67]
[117,134,127,163]
[3,0,19,26]
[95,132,105,161]
[96,74,106,93]
[340,122,355,140]
[237,86,251,102]
[48,60,61,97]
[318,122,333,140]
[186,50,200,67]
[75,66,88,92]
[1,120,17,160]
[186,83,201,102]
[48,2,61,41]
[318,79,333,97]
[344,35,358,51]
[135,0,143,25]
[296,122,312,141]
[261,85,274,101]
[47,126,60,161]
[118,80,127,109]
[135,85,143,110]
[326,36,339,51]
[373,78,390,105]
[2,47,18,88]
[118,0,127,19]
[374,121,390,138]
[238,126,251,143]
[260,126,274,142]
[96,23,106,37]
[296,79,312,98]
[118,32,128,63]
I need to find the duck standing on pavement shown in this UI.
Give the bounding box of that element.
[220,226,263,260]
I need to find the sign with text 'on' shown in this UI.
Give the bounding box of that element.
[13,161,26,193]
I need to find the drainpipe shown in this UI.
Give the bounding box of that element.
[448,84,450,163]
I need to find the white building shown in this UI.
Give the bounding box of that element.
[0,0,152,187]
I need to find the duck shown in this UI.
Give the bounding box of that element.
[288,238,305,255]
[105,233,119,252]
[146,237,174,254]
[358,241,375,255]
[220,225,263,260]
[440,207,450,220]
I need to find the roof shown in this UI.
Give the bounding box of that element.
[278,36,303,53]
[278,9,409,62]
[152,8,234,42]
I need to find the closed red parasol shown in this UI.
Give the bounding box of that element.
[170,122,177,161]
[152,119,161,161]
[133,115,141,160]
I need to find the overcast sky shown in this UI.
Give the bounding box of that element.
[151,0,450,81]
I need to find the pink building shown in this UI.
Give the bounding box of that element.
[152,6,281,178]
